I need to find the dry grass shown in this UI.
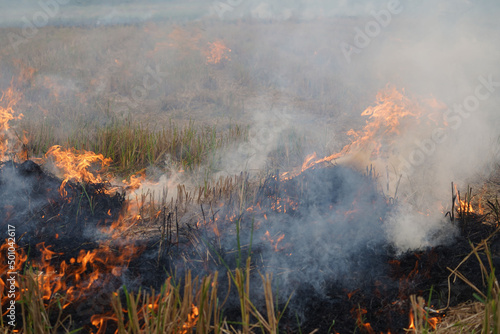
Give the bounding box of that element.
[0,19,364,161]
[0,18,367,185]
[1,265,303,334]
[1,16,499,334]
[436,301,484,334]
[411,234,500,334]
[109,271,222,334]
[5,269,76,334]
[21,117,248,176]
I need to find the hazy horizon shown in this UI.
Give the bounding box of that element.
[0,0,498,27]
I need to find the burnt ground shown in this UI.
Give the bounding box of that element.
[1,159,499,333]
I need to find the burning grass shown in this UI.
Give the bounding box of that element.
[0,89,498,333]
[1,25,500,330]
[2,153,500,333]
[0,20,369,133]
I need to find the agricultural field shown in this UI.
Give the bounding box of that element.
[1,1,500,333]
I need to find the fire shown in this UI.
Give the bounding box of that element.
[347,289,360,300]
[205,40,231,64]
[0,66,199,332]
[408,312,415,330]
[0,79,454,332]
[122,171,146,191]
[427,316,439,329]
[457,199,475,214]
[180,304,199,334]
[286,85,441,180]
[408,295,443,332]
[21,241,141,312]
[262,231,286,252]
[270,196,298,213]
[454,185,481,215]
[301,152,320,172]
[407,311,440,332]
[145,26,231,66]
[353,307,375,334]
[0,242,27,306]
[45,145,113,197]
[0,87,23,161]
[91,312,116,334]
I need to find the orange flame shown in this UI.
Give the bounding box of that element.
[457,199,475,214]
[408,312,415,330]
[122,171,146,191]
[454,185,480,215]
[286,85,441,180]
[180,304,199,334]
[262,231,286,252]
[353,307,375,334]
[407,302,442,332]
[428,316,439,329]
[23,241,141,311]
[0,87,23,161]
[0,241,28,306]
[205,40,231,64]
[45,145,112,197]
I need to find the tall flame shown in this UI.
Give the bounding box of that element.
[286,85,443,181]
[0,242,27,306]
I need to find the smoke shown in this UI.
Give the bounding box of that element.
[346,1,500,251]
[214,109,294,176]
[1,0,499,277]
[213,0,500,252]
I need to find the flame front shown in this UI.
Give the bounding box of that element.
[286,85,443,180]
[0,80,454,333]
[45,145,113,197]
[29,241,140,307]
[0,242,27,306]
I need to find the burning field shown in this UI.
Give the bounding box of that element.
[1,1,500,333]
[1,78,500,333]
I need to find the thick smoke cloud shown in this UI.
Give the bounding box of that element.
[344,0,500,251]
[235,0,500,252]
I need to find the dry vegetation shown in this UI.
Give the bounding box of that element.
[0,19,375,176]
[1,16,500,334]
[0,19,367,334]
